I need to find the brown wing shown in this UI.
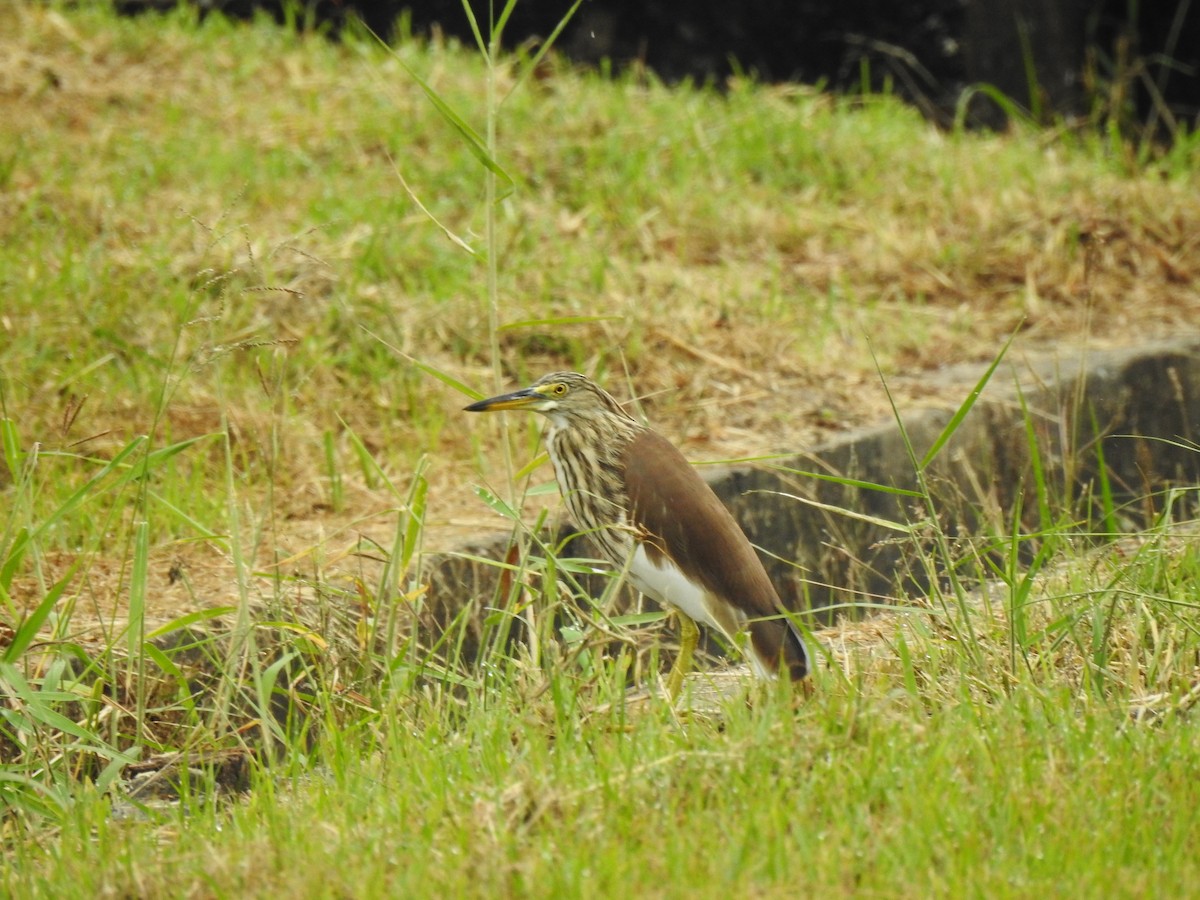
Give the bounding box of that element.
[621,429,809,680]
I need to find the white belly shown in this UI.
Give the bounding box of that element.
[628,544,729,639]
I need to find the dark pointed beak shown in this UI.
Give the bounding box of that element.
[464,387,542,413]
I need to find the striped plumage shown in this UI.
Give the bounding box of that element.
[465,372,810,690]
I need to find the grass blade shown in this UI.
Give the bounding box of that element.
[754,489,913,533]
[1,563,79,663]
[390,54,514,197]
[920,328,1018,471]
[766,464,924,498]
[505,0,586,102]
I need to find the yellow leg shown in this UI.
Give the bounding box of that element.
[665,613,700,701]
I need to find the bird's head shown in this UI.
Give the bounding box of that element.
[464,372,634,430]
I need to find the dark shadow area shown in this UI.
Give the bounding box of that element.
[115,0,1198,132]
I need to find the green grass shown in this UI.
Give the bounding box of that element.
[2,1,1200,896]
[9,567,1200,897]
[10,511,1200,900]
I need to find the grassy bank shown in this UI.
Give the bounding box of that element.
[2,2,1200,896]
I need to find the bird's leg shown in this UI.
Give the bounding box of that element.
[665,612,700,701]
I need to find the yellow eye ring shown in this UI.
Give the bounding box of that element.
[552,383,568,396]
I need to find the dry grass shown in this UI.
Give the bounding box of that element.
[0,5,1197,638]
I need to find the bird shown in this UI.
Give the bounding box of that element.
[465,372,810,697]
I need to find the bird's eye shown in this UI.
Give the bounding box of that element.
[552,383,568,396]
